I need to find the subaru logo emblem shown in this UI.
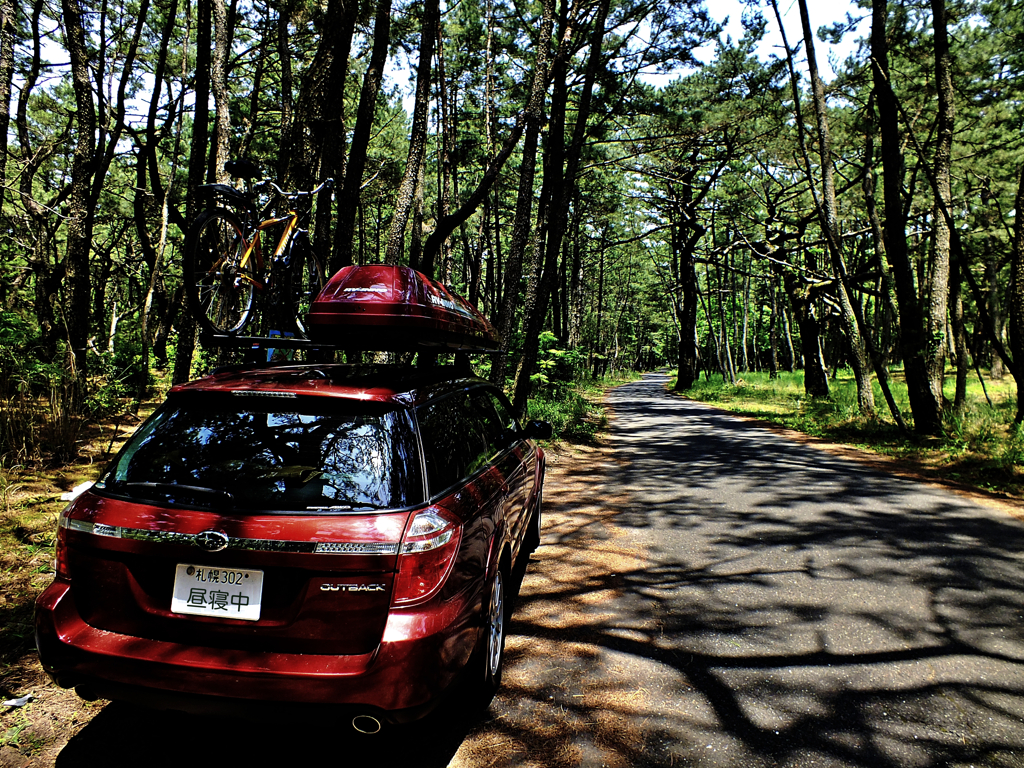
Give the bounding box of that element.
[195,530,230,552]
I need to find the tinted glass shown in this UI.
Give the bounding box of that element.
[96,393,422,512]
[417,388,504,496]
[469,391,514,455]
[482,392,520,439]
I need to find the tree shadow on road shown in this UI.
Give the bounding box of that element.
[452,375,1024,767]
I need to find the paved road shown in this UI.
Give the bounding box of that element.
[587,372,1024,767]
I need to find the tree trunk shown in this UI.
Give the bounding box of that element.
[794,0,875,416]
[210,0,232,183]
[782,302,797,371]
[13,0,53,343]
[1011,165,1024,423]
[490,0,555,388]
[60,0,98,408]
[281,0,356,196]
[862,125,909,430]
[0,0,15,219]
[512,0,611,416]
[430,18,453,280]
[174,0,211,384]
[134,0,178,383]
[333,0,391,270]
[669,169,714,390]
[238,15,269,159]
[674,254,700,389]
[469,226,485,308]
[409,156,426,270]
[276,0,293,181]
[591,235,606,379]
[951,258,968,416]
[987,254,1004,379]
[871,0,943,433]
[926,0,955,410]
[782,271,829,396]
[138,0,185,396]
[768,278,779,380]
[384,0,439,264]
[741,266,750,372]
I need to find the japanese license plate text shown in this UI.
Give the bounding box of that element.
[171,564,263,621]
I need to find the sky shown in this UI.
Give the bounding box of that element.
[635,0,868,89]
[392,0,871,112]
[703,0,869,80]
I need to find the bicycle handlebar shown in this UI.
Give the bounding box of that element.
[257,178,334,200]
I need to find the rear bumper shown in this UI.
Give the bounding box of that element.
[35,579,480,722]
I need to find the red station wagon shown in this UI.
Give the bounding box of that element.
[35,363,550,732]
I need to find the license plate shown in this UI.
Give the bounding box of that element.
[170,564,264,621]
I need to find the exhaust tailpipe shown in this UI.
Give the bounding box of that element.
[352,714,382,734]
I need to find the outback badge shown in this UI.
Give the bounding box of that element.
[321,583,386,593]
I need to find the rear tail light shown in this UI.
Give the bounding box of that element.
[392,508,461,605]
[54,507,72,580]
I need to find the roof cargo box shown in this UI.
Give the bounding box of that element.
[306,264,499,351]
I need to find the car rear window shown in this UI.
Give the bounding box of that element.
[95,393,423,512]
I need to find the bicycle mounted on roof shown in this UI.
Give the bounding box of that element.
[184,159,333,342]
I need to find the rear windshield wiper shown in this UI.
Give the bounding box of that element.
[122,482,235,505]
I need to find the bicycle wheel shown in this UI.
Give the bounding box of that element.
[287,231,325,336]
[184,208,256,335]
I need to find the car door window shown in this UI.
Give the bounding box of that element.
[485,392,521,438]
[470,390,515,456]
[417,392,490,496]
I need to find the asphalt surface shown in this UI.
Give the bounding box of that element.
[587,372,1024,767]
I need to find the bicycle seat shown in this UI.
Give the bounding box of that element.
[196,183,257,212]
[224,158,261,180]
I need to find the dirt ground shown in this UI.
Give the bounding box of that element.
[449,441,652,767]
[1,409,151,768]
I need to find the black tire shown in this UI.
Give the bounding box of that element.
[184,208,255,335]
[472,565,508,710]
[287,232,324,336]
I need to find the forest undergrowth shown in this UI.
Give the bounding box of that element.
[678,368,1024,504]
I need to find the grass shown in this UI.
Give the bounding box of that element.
[0,395,161,703]
[527,372,641,444]
[677,368,1024,501]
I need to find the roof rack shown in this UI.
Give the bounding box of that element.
[199,331,499,354]
[199,332,333,351]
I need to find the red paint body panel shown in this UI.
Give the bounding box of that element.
[35,579,477,711]
[68,494,411,547]
[306,265,499,350]
[34,490,488,711]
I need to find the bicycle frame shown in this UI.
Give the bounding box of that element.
[237,210,301,290]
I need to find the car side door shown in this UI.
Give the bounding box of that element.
[470,389,535,561]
